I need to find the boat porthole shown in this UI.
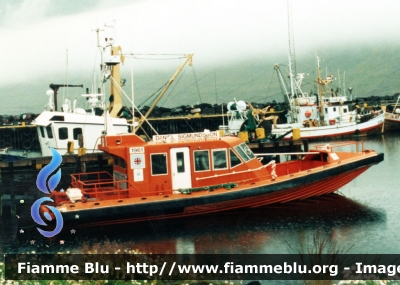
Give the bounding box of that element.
[164,195,169,198]
[22,128,31,136]
[94,202,100,205]
[118,200,123,203]
[180,120,188,128]
[160,121,169,129]
[141,198,147,200]
[23,140,33,150]
[3,129,11,137]
[69,205,75,208]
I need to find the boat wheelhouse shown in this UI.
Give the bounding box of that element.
[34,110,129,156]
[40,130,383,228]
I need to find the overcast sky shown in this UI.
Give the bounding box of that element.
[0,0,399,111]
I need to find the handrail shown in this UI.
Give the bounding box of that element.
[313,141,364,153]
[196,160,276,181]
[254,151,318,156]
[70,171,149,198]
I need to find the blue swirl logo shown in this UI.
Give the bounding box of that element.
[31,148,64,238]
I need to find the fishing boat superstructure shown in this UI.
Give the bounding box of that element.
[271,56,384,139]
[220,56,385,141]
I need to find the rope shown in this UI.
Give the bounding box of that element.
[159,63,190,107]
[138,82,168,108]
[264,71,276,102]
[192,67,202,104]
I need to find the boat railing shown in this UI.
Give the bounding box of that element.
[196,161,276,182]
[70,171,147,199]
[71,171,113,186]
[313,141,364,153]
[70,171,125,199]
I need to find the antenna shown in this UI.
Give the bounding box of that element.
[131,58,135,132]
[65,49,68,104]
[287,0,296,75]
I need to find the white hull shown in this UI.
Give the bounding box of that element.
[273,112,384,139]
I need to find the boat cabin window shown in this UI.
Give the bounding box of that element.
[343,107,348,113]
[230,149,242,168]
[151,153,167,175]
[234,143,255,162]
[325,108,328,113]
[58,127,68,140]
[39,126,45,138]
[212,149,227,170]
[50,115,65,121]
[194,150,210,172]
[120,158,126,168]
[113,156,126,169]
[46,125,53,139]
[176,152,185,173]
[73,128,82,140]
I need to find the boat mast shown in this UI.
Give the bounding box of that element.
[316,58,325,126]
[315,56,332,126]
[109,45,124,118]
[287,0,296,76]
[286,0,301,123]
[97,23,124,118]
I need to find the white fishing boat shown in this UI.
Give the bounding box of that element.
[270,56,385,140]
[220,56,384,141]
[32,25,132,157]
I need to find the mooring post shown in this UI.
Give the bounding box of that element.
[8,161,14,176]
[10,193,16,221]
[0,189,2,218]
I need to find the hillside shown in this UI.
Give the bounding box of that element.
[0,44,399,115]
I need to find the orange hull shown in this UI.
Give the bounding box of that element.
[39,133,383,230]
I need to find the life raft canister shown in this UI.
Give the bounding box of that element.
[305,110,312,118]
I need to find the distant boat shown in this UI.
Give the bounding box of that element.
[220,57,385,141]
[384,95,400,131]
[39,130,383,227]
[271,57,384,140]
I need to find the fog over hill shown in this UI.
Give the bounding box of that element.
[1,0,399,115]
[0,43,399,115]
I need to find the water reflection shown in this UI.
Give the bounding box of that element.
[2,193,385,255]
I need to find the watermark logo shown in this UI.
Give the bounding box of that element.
[31,148,64,238]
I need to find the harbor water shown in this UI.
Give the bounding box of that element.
[0,132,399,257]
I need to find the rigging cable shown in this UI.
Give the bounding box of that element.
[192,66,203,104]
[264,71,277,102]
[159,63,190,108]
